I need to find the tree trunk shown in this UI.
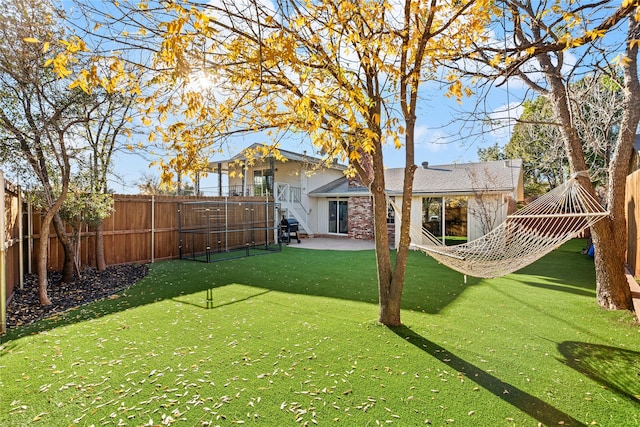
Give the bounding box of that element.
[594,17,640,310]
[376,117,418,325]
[52,211,75,283]
[383,164,416,326]
[373,172,396,325]
[95,221,107,271]
[591,219,631,309]
[542,49,634,311]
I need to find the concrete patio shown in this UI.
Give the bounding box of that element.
[285,237,376,251]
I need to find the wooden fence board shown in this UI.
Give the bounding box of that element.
[3,180,22,296]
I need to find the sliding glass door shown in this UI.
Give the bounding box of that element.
[328,200,348,234]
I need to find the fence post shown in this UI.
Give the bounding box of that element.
[27,197,32,274]
[151,195,155,264]
[18,184,23,289]
[1,170,7,335]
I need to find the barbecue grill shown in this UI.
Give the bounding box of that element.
[279,217,300,244]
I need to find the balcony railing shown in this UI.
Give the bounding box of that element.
[197,184,305,199]
[194,184,264,197]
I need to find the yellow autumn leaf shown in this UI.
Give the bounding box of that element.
[23,37,39,43]
[586,29,606,40]
[613,53,632,67]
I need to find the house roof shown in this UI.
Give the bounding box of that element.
[307,175,370,197]
[209,143,347,171]
[309,159,524,197]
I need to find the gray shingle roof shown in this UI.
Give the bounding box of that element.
[309,159,523,196]
[386,159,523,195]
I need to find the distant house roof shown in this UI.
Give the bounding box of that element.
[209,143,347,171]
[386,159,523,195]
[309,159,524,197]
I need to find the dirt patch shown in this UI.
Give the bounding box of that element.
[6,264,148,329]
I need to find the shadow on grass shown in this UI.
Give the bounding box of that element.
[391,325,586,426]
[5,240,593,343]
[514,239,597,298]
[3,248,479,342]
[557,341,640,404]
[172,289,272,310]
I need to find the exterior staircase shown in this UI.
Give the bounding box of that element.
[275,182,313,237]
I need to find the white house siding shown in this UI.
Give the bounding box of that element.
[390,196,423,248]
[467,194,507,241]
[302,168,346,235]
[391,193,511,246]
[227,159,302,190]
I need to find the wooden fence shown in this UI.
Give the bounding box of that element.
[627,169,640,277]
[36,194,274,270]
[0,180,274,333]
[1,171,24,333]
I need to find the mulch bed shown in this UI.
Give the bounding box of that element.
[5,264,148,330]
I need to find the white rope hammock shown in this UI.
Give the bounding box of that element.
[393,172,609,278]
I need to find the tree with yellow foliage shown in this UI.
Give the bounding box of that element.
[0,0,85,304]
[67,0,493,325]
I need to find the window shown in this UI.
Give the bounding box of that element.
[386,200,395,224]
[422,196,468,243]
[253,169,273,196]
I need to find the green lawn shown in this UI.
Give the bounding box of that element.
[1,239,639,426]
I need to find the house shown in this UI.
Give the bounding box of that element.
[310,159,524,247]
[209,144,524,246]
[208,143,348,236]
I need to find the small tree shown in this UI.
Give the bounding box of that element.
[467,167,507,236]
[0,0,88,303]
[79,87,141,270]
[58,186,114,276]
